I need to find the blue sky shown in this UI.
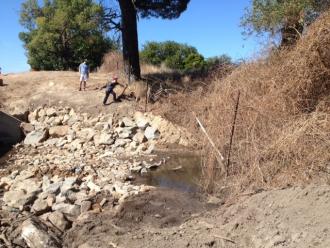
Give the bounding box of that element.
[0,0,261,73]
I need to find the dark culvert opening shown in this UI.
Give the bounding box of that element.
[0,111,25,157]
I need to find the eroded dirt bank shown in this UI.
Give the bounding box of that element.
[64,185,330,248]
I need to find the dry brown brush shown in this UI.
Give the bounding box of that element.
[156,12,330,194]
[99,51,124,73]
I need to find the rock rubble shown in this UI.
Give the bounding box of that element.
[0,106,195,247]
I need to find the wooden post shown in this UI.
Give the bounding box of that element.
[226,90,240,176]
[144,82,149,112]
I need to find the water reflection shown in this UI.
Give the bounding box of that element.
[137,152,202,193]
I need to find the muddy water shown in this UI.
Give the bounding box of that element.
[135,151,202,193]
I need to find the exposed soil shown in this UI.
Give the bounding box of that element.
[0,71,140,117]
[64,188,213,247]
[114,188,209,229]
[63,185,330,248]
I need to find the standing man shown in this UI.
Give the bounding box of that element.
[79,60,89,91]
[102,76,126,105]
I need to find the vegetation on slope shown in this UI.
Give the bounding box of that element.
[157,11,330,194]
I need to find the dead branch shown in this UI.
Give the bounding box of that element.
[194,113,225,173]
[213,234,236,244]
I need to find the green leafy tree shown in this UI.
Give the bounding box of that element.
[140,41,206,71]
[183,53,207,71]
[241,0,330,46]
[108,0,190,79]
[19,0,116,70]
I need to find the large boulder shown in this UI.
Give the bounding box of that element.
[133,132,147,144]
[144,126,160,140]
[134,112,149,130]
[77,128,95,142]
[49,126,69,138]
[32,198,50,215]
[116,127,135,139]
[120,117,136,127]
[21,218,61,248]
[46,108,57,117]
[3,189,37,209]
[47,211,70,232]
[10,178,42,194]
[24,129,49,145]
[4,177,42,208]
[44,182,63,195]
[94,133,114,146]
[52,203,81,219]
[60,177,77,194]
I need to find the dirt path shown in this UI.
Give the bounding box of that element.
[0,71,140,117]
[64,185,330,248]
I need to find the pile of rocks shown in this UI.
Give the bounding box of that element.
[23,106,194,154]
[0,144,155,246]
[0,106,195,247]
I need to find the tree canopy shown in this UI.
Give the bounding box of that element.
[113,0,190,80]
[134,0,190,19]
[140,41,233,72]
[140,41,206,71]
[241,0,330,46]
[19,0,116,70]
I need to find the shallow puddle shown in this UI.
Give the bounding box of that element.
[135,151,202,193]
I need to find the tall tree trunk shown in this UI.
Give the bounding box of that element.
[118,0,141,80]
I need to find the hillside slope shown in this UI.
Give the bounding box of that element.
[157,11,330,193]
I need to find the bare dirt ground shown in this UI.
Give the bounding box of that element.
[1,71,330,247]
[0,71,140,117]
[64,185,330,248]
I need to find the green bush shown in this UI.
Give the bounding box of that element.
[206,55,233,69]
[140,41,206,71]
[184,53,207,71]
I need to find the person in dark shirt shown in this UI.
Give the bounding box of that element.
[102,76,126,105]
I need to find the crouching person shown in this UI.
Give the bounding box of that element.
[102,76,126,105]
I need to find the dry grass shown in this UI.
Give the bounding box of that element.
[155,12,330,194]
[99,51,124,75]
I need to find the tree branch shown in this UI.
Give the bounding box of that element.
[103,7,122,30]
[288,25,303,39]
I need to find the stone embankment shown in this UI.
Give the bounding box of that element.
[0,106,195,247]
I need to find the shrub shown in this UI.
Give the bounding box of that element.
[140,41,206,71]
[206,55,233,70]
